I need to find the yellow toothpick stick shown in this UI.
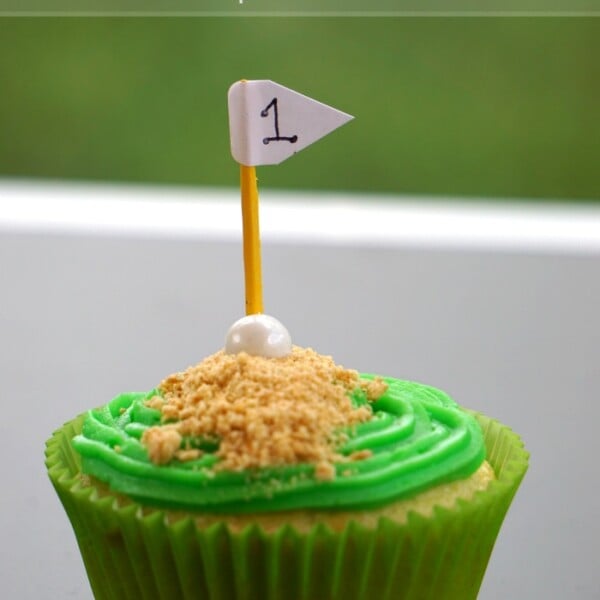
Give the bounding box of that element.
[240,164,263,315]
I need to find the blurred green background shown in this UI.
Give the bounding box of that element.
[0,18,598,201]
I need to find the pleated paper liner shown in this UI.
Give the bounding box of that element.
[46,412,528,600]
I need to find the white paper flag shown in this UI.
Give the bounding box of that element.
[228,80,354,166]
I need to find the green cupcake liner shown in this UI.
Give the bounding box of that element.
[46,412,528,600]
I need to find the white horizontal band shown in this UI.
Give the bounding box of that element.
[1,178,599,254]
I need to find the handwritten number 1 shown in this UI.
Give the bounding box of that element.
[261,98,298,145]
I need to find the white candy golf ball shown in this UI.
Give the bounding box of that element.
[225,314,292,358]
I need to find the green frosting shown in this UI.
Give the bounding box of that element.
[72,376,485,513]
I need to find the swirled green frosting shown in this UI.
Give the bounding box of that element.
[72,376,485,513]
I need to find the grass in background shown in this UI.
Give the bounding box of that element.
[0,18,598,201]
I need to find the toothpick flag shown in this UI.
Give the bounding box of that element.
[228,80,354,166]
[227,80,353,315]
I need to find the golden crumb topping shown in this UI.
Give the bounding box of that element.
[141,347,386,479]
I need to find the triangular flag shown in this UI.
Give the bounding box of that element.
[228,80,353,166]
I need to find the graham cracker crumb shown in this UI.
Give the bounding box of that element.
[349,449,372,461]
[174,448,202,462]
[141,347,387,478]
[142,426,182,465]
[146,395,165,410]
[361,377,388,401]
[315,461,336,481]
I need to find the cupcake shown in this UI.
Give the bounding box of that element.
[46,315,528,600]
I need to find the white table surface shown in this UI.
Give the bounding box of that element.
[1,180,599,599]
